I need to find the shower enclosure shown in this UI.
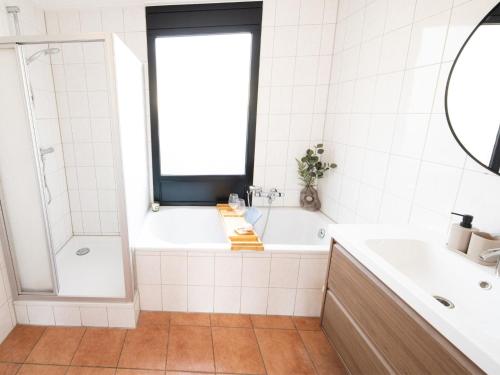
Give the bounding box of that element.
[0,34,149,304]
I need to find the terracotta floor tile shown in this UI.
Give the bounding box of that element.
[293,317,321,331]
[17,364,67,375]
[166,372,214,375]
[115,370,164,375]
[71,328,126,367]
[0,325,46,362]
[255,329,316,375]
[250,315,295,330]
[67,367,116,375]
[118,327,168,370]
[299,330,346,375]
[210,313,252,328]
[26,327,85,365]
[137,311,170,328]
[170,312,210,326]
[0,362,21,375]
[166,325,214,373]
[212,327,265,375]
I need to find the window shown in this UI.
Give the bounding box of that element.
[146,2,262,205]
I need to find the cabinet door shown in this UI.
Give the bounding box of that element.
[323,290,394,375]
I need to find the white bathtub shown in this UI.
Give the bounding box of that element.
[136,206,332,253]
[135,206,333,315]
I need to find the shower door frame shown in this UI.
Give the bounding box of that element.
[0,33,136,303]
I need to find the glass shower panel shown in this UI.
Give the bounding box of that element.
[24,41,125,298]
[0,46,55,293]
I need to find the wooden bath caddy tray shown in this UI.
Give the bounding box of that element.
[216,204,264,251]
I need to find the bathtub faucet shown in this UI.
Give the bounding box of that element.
[249,186,284,204]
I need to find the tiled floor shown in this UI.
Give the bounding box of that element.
[0,312,346,375]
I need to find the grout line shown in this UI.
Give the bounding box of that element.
[406,6,455,226]
[375,0,418,224]
[297,328,320,375]
[67,326,87,367]
[21,325,47,365]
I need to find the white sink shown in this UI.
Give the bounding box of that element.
[329,225,500,374]
[365,239,500,339]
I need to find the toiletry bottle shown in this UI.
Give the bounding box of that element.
[447,212,476,253]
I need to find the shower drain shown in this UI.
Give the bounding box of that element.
[76,247,90,256]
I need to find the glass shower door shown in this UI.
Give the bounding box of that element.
[0,45,56,294]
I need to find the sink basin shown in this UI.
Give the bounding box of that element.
[365,238,500,340]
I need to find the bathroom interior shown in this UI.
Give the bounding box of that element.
[0,0,498,374]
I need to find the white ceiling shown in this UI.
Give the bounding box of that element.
[33,0,259,10]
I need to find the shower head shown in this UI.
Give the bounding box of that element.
[26,48,60,65]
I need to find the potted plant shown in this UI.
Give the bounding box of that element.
[296,144,337,211]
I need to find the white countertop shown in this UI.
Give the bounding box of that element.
[329,224,499,374]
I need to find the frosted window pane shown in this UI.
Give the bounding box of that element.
[155,33,252,176]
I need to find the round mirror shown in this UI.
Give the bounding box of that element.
[446,3,500,175]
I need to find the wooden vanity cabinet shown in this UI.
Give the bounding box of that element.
[321,242,484,375]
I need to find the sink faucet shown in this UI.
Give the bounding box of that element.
[480,248,500,277]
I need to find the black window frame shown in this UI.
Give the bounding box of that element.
[146,2,262,205]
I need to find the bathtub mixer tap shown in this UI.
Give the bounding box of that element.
[248,185,284,204]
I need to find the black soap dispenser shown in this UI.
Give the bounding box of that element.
[447,212,476,253]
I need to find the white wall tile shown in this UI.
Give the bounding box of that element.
[241,287,269,314]
[242,257,271,287]
[107,307,135,328]
[214,286,241,313]
[136,255,161,285]
[297,258,328,288]
[414,162,462,215]
[161,255,187,285]
[294,289,322,316]
[14,304,29,325]
[80,306,108,327]
[27,305,55,325]
[188,256,214,286]
[101,8,124,32]
[138,284,162,311]
[214,257,242,287]
[0,303,14,342]
[270,258,300,288]
[80,10,101,32]
[162,285,187,312]
[53,306,81,326]
[406,11,449,69]
[188,286,214,313]
[123,6,146,32]
[275,0,300,26]
[267,288,296,315]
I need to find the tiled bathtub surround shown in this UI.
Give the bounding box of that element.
[320,0,500,238]
[136,251,328,317]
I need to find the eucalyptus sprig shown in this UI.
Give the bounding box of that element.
[296,144,337,187]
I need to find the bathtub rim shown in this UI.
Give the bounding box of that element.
[135,205,332,255]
